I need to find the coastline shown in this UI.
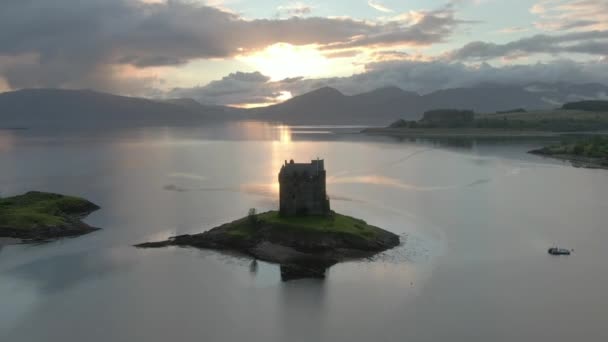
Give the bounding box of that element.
[529,149,608,170]
[361,127,562,138]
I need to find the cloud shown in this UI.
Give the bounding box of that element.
[446,30,608,61]
[0,0,468,92]
[277,2,313,17]
[323,5,473,50]
[368,0,394,13]
[498,26,529,34]
[531,0,608,31]
[359,58,608,93]
[170,71,280,105]
[169,58,608,106]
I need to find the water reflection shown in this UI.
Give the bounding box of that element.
[278,276,327,342]
[5,249,132,294]
[467,178,492,187]
[0,130,16,152]
[332,147,436,177]
[167,172,207,181]
[162,183,277,200]
[280,263,329,281]
[249,259,258,274]
[329,175,460,192]
[386,136,561,150]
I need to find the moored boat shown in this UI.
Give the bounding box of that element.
[548,247,571,255]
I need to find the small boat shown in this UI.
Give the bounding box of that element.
[548,247,571,255]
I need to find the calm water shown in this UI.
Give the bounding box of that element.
[1,122,607,341]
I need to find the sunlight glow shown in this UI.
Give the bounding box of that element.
[0,77,10,92]
[0,131,15,152]
[276,90,293,102]
[229,90,293,109]
[239,43,358,81]
[270,125,294,193]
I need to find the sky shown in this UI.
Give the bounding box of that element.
[0,0,607,107]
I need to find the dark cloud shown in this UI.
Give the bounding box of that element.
[359,59,608,93]
[170,71,279,105]
[446,30,608,61]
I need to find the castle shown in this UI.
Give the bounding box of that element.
[278,159,330,216]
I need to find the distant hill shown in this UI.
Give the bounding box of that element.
[253,84,550,124]
[0,89,235,127]
[161,97,248,120]
[2,83,607,127]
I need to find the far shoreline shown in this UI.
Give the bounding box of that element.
[529,151,608,170]
[361,127,563,138]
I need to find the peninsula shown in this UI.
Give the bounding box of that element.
[530,136,608,169]
[136,159,400,279]
[363,104,608,138]
[0,191,100,241]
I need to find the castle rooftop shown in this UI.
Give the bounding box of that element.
[280,159,324,176]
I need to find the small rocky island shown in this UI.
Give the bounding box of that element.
[0,191,100,241]
[136,159,400,280]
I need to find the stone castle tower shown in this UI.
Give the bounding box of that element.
[278,159,330,216]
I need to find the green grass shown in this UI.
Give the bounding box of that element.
[390,109,608,132]
[543,136,608,158]
[0,191,96,230]
[249,211,380,239]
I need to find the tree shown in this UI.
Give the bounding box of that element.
[248,208,258,226]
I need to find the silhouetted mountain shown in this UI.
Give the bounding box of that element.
[254,84,550,124]
[353,86,418,102]
[2,83,607,127]
[0,89,226,127]
[422,84,544,114]
[162,97,213,111]
[161,97,248,120]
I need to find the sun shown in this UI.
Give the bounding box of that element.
[239,43,353,81]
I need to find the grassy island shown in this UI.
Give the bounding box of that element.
[136,210,400,280]
[530,136,608,169]
[226,211,384,240]
[0,191,100,240]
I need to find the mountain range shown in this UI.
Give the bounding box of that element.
[1,82,607,127]
[253,84,548,124]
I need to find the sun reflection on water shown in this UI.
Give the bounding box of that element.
[271,125,294,192]
[0,130,16,152]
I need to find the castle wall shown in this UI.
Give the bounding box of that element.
[279,160,330,216]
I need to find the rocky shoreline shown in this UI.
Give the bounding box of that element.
[529,148,608,170]
[136,211,400,279]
